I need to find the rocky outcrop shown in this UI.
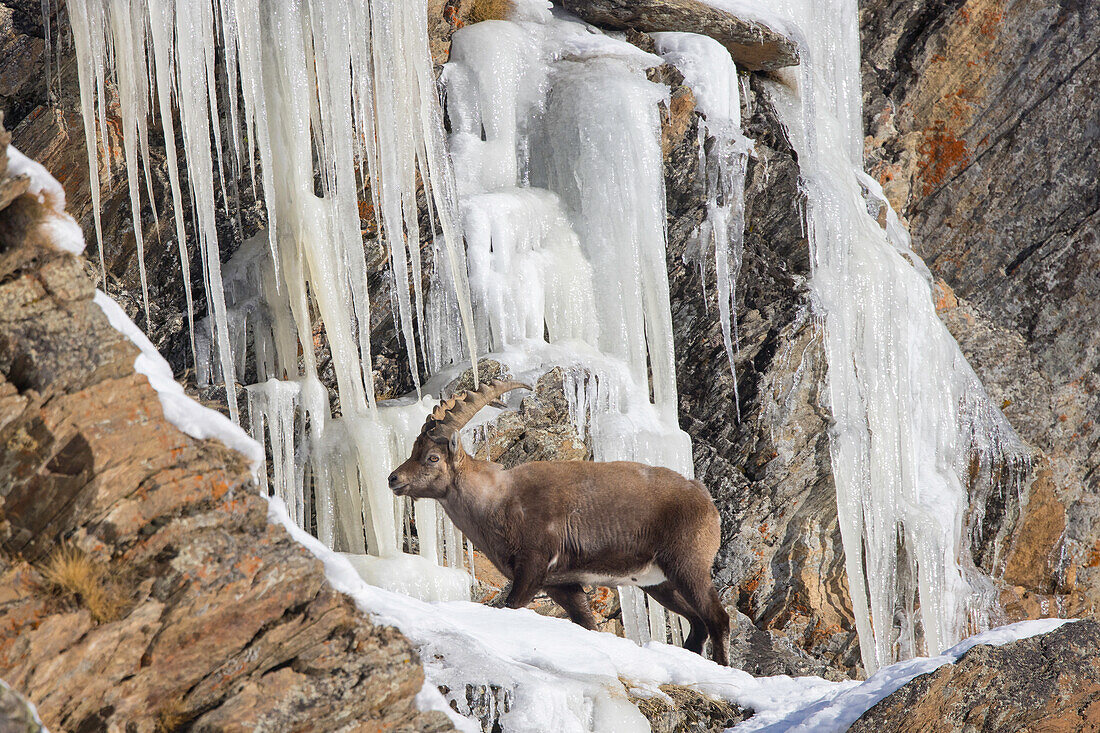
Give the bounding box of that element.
[861,0,1100,617]
[849,620,1100,732]
[3,0,1092,700]
[630,684,748,732]
[557,0,799,71]
[0,134,448,731]
[0,680,43,733]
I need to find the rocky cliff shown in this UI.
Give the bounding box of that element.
[850,620,1100,732]
[0,126,447,732]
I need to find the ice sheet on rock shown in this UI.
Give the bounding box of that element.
[93,290,264,473]
[342,552,471,603]
[758,0,1029,672]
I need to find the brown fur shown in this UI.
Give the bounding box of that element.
[389,399,731,665]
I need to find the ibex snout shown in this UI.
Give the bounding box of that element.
[387,471,407,496]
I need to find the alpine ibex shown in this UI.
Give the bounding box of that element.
[388,379,731,665]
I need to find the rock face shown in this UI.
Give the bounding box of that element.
[0,680,43,733]
[2,0,862,681]
[630,684,749,732]
[557,0,799,71]
[861,0,1100,616]
[0,136,448,731]
[1,0,1095,703]
[850,620,1100,732]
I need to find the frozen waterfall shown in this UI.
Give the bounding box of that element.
[719,0,1028,671]
[438,6,697,645]
[61,0,700,649]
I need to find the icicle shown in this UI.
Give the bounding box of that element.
[42,0,53,98]
[65,0,107,285]
[173,0,238,419]
[107,0,152,322]
[654,32,752,421]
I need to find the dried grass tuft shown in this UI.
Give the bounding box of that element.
[39,544,127,624]
[154,699,193,733]
[469,0,514,23]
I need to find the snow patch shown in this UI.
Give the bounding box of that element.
[268,495,836,731]
[93,290,263,473]
[6,144,68,212]
[5,144,86,255]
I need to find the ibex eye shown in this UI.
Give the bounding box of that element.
[428,455,440,463]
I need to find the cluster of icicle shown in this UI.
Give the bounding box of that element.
[652,31,753,420]
[64,0,479,423]
[63,0,481,597]
[711,0,1029,672]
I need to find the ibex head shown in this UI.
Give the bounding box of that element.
[387,379,530,500]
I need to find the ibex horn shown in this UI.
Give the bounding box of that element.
[422,379,532,436]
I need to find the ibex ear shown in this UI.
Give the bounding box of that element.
[447,431,464,461]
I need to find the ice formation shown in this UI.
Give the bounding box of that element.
[98,0,702,647]
[652,32,753,416]
[439,6,697,643]
[735,0,1029,671]
[62,0,490,603]
[63,0,480,426]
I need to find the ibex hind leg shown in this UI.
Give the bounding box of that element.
[642,581,708,654]
[545,583,598,631]
[661,561,730,666]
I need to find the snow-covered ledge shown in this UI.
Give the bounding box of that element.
[268,495,1070,732]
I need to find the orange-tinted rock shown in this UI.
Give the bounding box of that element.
[862,0,1100,614]
[0,136,450,732]
[849,620,1100,733]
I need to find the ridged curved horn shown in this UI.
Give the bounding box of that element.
[422,379,532,436]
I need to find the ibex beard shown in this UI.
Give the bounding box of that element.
[388,379,731,666]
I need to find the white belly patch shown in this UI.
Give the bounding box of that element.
[576,564,667,588]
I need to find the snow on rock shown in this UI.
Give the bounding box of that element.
[734,619,1073,733]
[270,496,815,730]
[93,290,264,473]
[5,143,85,255]
[6,144,67,212]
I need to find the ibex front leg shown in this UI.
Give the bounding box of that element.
[503,552,550,609]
